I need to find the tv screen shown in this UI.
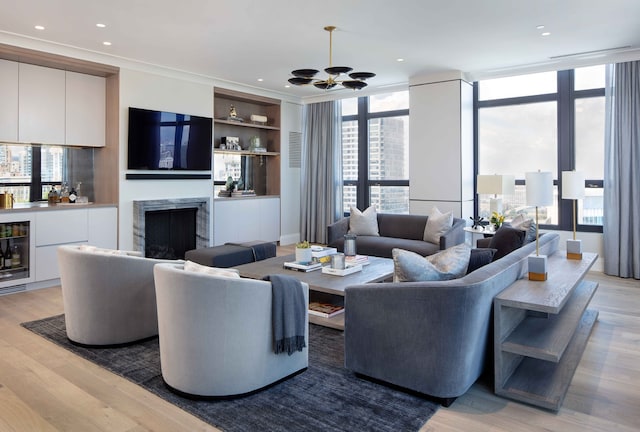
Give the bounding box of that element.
[127,107,212,170]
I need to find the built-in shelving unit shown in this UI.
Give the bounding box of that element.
[213,87,281,197]
[494,252,599,411]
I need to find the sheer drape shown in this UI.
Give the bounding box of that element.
[300,101,342,243]
[604,61,640,278]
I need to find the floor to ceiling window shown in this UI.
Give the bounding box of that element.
[475,65,604,232]
[341,90,410,215]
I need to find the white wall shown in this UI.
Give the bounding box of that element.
[279,101,303,245]
[117,68,215,250]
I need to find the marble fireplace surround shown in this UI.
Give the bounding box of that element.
[133,198,210,255]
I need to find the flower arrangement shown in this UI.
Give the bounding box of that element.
[490,212,505,230]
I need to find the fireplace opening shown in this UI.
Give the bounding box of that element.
[145,208,197,259]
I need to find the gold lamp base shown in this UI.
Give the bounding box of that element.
[528,254,548,281]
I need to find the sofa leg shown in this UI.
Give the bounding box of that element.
[439,397,457,407]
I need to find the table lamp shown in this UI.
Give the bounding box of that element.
[526,171,553,281]
[562,170,585,260]
[477,174,515,215]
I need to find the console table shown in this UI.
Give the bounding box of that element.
[493,251,598,411]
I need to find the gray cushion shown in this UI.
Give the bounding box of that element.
[349,206,380,236]
[392,243,471,282]
[488,226,526,261]
[466,248,497,274]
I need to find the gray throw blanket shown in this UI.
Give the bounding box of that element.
[263,274,306,355]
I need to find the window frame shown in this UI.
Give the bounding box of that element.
[341,96,410,215]
[474,68,604,233]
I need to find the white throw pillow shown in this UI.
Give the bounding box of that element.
[392,244,471,282]
[423,206,453,244]
[348,205,380,236]
[183,260,240,278]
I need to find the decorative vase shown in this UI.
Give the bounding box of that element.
[295,247,312,263]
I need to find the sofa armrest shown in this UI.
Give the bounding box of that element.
[327,217,349,245]
[439,217,465,250]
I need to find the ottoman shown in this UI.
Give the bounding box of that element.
[185,241,276,268]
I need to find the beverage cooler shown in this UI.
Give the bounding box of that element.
[0,215,35,291]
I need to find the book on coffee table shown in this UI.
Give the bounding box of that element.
[308,302,344,318]
[311,246,338,258]
[283,261,322,272]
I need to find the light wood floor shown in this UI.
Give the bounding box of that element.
[0,269,638,431]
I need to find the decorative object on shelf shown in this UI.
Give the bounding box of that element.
[0,192,14,209]
[220,136,239,149]
[288,26,375,90]
[562,170,585,260]
[490,212,505,231]
[227,105,243,122]
[225,176,235,192]
[295,240,313,263]
[477,174,515,215]
[248,136,261,151]
[250,114,268,124]
[526,170,554,281]
[470,216,484,230]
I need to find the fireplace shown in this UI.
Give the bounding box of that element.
[133,198,210,258]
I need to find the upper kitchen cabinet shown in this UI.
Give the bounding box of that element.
[65,71,106,147]
[18,63,66,144]
[0,59,19,142]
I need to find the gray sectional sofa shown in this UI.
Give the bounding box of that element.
[327,213,466,258]
[344,231,560,405]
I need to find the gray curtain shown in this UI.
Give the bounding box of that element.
[300,100,342,244]
[603,61,640,278]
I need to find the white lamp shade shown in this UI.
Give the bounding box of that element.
[562,171,585,200]
[525,171,553,207]
[477,174,515,195]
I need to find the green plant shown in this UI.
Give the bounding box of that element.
[490,211,505,229]
[296,240,310,249]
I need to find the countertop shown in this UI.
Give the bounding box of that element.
[0,202,117,214]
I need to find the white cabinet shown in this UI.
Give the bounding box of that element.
[18,63,66,144]
[0,59,19,142]
[34,207,116,282]
[214,198,280,245]
[65,71,106,147]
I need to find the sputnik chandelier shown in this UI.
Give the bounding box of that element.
[288,26,375,90]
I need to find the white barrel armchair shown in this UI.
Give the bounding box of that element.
[57,244,178,346]
[153,262,309,398]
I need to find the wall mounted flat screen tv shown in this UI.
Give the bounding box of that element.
[127,107,213,171]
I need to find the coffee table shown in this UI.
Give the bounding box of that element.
[234,254,394,330]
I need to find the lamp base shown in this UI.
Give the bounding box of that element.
[566,239,583,260]
[528,254,548,281]
[489,198,503,215]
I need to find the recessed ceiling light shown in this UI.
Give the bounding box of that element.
[257,78,264,82]
[34,25,45,30]
[103,41,112,46]
[284,85,291,88]
[96,23,106,28]
[536,25,545,30]
[541,32,551,37]
[397,58,405,62]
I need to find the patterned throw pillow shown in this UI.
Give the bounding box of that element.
[392,243,471,282]
[183,260,240,278]
[423,206,453,244]
[348,205,380,236]
[508,213,537,243]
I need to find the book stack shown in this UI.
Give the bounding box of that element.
[283,261,322,272]
[311,246,338,259]
[345,255,369,266]
[308,302,344,318]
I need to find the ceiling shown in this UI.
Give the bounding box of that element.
[1,0,640,101]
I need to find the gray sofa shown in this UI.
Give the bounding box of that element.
[344,231,560,404]
[327,213,466,258]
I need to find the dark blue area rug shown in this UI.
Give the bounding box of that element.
[22,314,437,432]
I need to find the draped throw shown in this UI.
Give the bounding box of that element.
[604,61,640,279]
[300,101,342,244]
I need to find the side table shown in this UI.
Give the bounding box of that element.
[463,226,494,247]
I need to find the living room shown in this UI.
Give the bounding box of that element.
[1,1,639,431]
